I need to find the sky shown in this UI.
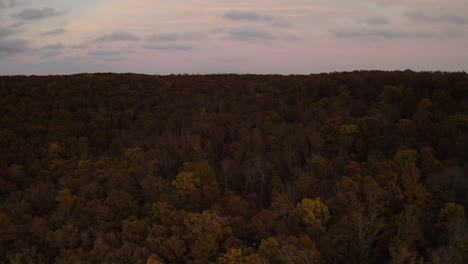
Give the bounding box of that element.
[0,0,467,75]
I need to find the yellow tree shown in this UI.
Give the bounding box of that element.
[218,249,268,264]
[179,161,218,190]
[296,198,330,227]
[393,149,429,205]
[146,254,164,264]
[173,161,220,209]
[217,248,245,264]
[171,171,200,191]
[259,237,280,261]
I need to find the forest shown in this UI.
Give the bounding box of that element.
[0,71,467,264]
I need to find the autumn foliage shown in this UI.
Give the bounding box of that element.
[0,71,467,263]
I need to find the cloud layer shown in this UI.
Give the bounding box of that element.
[40,28,67,37]
[0,38,28,56]
[146,32,204,42]
[0,0,22,9]
[0,25,18,38]
[331,28,431,39]
[405,11,466,24]
[224,10,274,22]
[143,44,193,51]
[16,8,66,20]
[96,31,140,42]
[227,26,274,40]
[0,0,467,74]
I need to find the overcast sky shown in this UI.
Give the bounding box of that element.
[0,0,467,75]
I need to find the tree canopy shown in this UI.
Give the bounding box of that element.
[0,71,467,263]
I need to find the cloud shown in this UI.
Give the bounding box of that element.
[143,44,193,51]
[405,11,466,24]
[404,11,434,22]
[331,28,431,39]
[0,0,22,9]
[0,38,28,56]
[365,16,389,25]
[268,20,293,28]
[88,49,131,56]
[16,8,66,20]
[281,32,299,42]
[227,26,274,41]
[42,43,65,50]
[70,43,87,49]
[223,10,292,30]
[95,31,140,42]
[40,43,65,59]
[1,0,28,9]
[0,0,12,9]
[41,50,62,59]
[224,10,274,22]
[0,23,23,39]
[143,32,201,52]
[0,26,17,39]
[440,14,467,24]
[146,32,204,42]
[40,28,67,37]
[442,29,466,38]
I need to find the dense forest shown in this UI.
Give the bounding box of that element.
[0,71,467,264]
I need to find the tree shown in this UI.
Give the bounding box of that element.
[388,245,423,264]
[259,237,280,261]
[430,246,463,264]
[296,198,330,228]
[146,254,164,264]
[394,149,429,204]
[438,203,466,248]
[174,161,220,208]
[172,171,200,191]
[217,248,244,264]
[105,189,138,220]
[122,218,148,243]
[277,235,321,264]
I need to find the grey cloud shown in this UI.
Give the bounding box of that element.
[405,11,466,24]
[6,55,107,75]
[16,8,66,20]
[0,0,12,9]
[88,49,131,56]
[40,28,66,37]
[0,23,23,39]
[143,44,193,51]
[224,10,274,22]
[70,43,87,49]
[281,33,299,41]
[42,43,65,50]
[147,33,178,42]
[227,26,274,41]
[41,50,62,59]
[40,43,65,59]
[0,0,22,9]
[331,28,431,39]
[0,26,17,38]
[146,32,204,42]
[95,31,140,42]
[365,17,389,25]
[443,29,466,38]
[268,20,293,28]
[224,10,293,30]
[405,11,438,22]
[0,38,28,56]
[440,14,467,24]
